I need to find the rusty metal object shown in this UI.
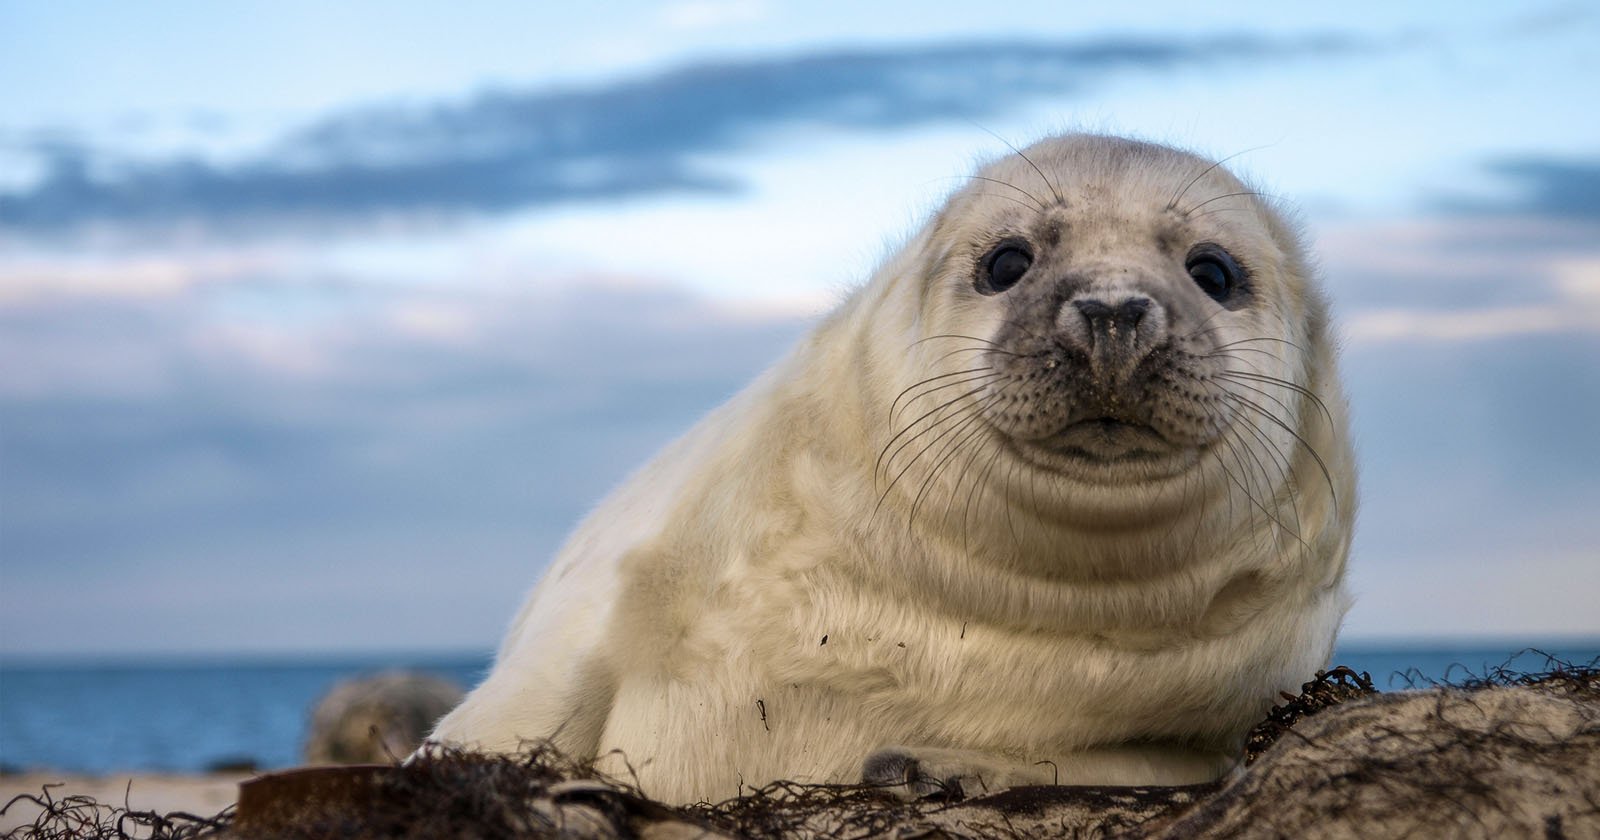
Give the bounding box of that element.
[233,765,402,834]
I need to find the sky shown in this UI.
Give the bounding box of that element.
[1,1,1598,657]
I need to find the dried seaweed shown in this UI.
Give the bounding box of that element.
[0,783,232,840]
[1243,665,1379,764]
[4,656,1597,839]
[684,777,963,840]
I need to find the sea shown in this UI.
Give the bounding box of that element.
[2,642,1596,775]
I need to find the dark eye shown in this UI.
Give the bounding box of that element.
[1186,245,1243,303]
[979,244,1032,294]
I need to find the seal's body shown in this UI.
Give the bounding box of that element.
[429,134,1356,804]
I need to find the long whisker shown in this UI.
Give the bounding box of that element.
[972,191,1050,215]
[1182,190,1278,217]
[962,440,1007,555]
[962,176,1048,213]
[1216,373,1299,425]
[1218,370,1335,428]
[1205,334,1308,354]
[1177,306,1234,345]
[876,383,993,484]
[1222,404,1299,544]
[889,367,996,420]
[893,372,1001,426]
[1202,346,1284,365]
[1218,391,1339,514]
[877,394,1000,517]
[1225,403,1309,550]
[1214,428,1299,545]
[1217,426,1267,546]
[1167,144,1272,211]
[972,124,1064,205]
[912,333,1010,350]
[910,409,994,529]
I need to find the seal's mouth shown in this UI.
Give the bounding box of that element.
[1040,417,1172,462]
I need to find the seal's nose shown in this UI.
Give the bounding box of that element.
[1073,297,1151,338]
[1055,292,1165,380]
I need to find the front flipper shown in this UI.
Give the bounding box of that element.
[862,746,1053,800]
[862,743,1236,800]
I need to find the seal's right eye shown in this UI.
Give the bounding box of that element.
[980,245,1033,295]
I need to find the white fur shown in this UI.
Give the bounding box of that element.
[428,134,1357,804]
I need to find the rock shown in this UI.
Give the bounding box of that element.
[302,671,464,765]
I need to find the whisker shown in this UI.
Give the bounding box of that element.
[910,409,993,529]
[892,372,1001,426]
[1234,410,1310,561]
[1218,391,1339,514]
[1218,370,1335,427]
[973,191,1050,215]
[889,367,997,421]
[877,394,1000,518]
[1222,408,1299,547]
[971,124,1064,204]
[1166,145,1272,211]
[1187,206,1263,222]
[962,440,1007,555]
[1215,375,1299,428]
[912,333,1010,350]
[1177,307,1234,345]
[1209,335,1307,354]
[931,346,1003,366]
[1202,346,1284,365]
[1214,429,1300,546]
[876,383,993,484]
[1182,190,1278,217]
[962,176,1048,213]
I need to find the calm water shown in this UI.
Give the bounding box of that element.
[2,643,1595,774]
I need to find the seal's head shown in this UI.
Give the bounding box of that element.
[875,134,1344,546]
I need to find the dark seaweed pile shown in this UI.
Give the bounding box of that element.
[3,653,1595,840]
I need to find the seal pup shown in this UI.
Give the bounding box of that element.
[427,133,1357,804]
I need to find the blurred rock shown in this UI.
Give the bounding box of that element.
[303,671,464,765]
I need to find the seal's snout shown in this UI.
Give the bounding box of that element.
[1073,296,1150,339]
[1058,293,1166,376]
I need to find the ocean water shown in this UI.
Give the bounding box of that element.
[1,643,1595,774]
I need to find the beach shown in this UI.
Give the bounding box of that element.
[0,771,246,833]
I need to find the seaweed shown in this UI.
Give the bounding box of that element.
[0,783,232,840]
[4,655,1596,839]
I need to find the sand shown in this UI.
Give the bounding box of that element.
[0,772,246,833]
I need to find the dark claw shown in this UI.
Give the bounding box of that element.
[862,748,920,787]
[862,749,967,801]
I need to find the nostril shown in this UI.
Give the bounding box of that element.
[1118,297,1151,329]
[1072,297,1151,331]
[1073,299,1113,326]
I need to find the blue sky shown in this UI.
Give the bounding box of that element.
[2,1,1597,656]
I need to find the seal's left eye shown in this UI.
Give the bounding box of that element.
[980,245,1032,295]
[1186,245,1243,303]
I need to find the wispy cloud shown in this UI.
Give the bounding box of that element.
[0,276,808,653]
[0,33,1367,236]
[1323,159,1600,346]
[1437,155,1600,219]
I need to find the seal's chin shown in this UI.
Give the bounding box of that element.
[1005,418,1200,484]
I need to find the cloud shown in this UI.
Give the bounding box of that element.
[1437,155,1600,219]
[0,275,809,655]
[1345,304,1600,343]
[4,236,1600,653]
[1318,212,1600,343]
[0,33,1367,236]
